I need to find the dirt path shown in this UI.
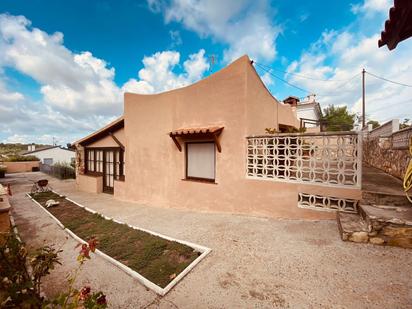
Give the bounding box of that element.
[3,172,412,308]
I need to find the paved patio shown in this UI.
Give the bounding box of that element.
[3,172,412,308]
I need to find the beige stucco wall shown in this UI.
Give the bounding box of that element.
[3,161,39,173]
[76,174,103,194]
[305,126,321,133]
[75,55,360,220]
[114,179,127,199]
[119,55,355,220]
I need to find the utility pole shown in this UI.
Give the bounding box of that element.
[208,54,217,73]
[362,68,366,128]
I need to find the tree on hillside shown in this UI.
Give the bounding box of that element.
[367,120,380,129]
[400,118,411,129]
[321,105,355,132]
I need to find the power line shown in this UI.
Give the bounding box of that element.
[253,61,349,82]
[316,73,361,97]
[253,60,361,98]
[366,98,412,114]
[253,61,312,94]
[366,71,412,88]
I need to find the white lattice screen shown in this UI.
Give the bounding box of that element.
[298,192,359,213]
[246,132,362,188]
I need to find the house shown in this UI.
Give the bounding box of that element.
[379,0,412,50]
[283,94,322,130]
[74,55,361,220]
[22,145,75,165]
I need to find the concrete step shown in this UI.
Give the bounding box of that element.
[337,205,412,249]
[337,212,369,243]
[359,204,412,249]
[361,191,411,207]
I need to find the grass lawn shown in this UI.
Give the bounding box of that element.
[30,191,200,288]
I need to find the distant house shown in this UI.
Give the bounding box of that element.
[22,145,75,165]
[283,94,322,130]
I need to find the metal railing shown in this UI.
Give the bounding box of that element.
[246,132,362,188]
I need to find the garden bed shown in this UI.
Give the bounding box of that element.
[28,191,210,294]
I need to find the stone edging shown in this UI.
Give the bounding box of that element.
[26,192,212,296]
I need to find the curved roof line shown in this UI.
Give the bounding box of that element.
[124,54,289,114]
[124,54,253,98]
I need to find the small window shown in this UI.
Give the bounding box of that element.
[87,150,95,172]
[43,158,53,165]
[96,150,103,173]
[186,142,215,181]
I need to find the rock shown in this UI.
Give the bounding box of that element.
[368,231,378,237]
[45,199,60,208]
[382,226,412,238]
[387,238,412,249]
[349,232,369,243]
[369,237,385,245]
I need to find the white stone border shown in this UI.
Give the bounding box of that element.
[9,211,22,243]
[26,191,211,296]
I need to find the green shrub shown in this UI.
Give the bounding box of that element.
[41,162,76,179]
[0,232,107,308]
[6,155,40,162]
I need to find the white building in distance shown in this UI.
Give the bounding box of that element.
[22,145,75,165]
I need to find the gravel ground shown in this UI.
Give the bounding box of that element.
[3,172,412,308]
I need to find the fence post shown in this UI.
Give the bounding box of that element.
[357,132,363,189]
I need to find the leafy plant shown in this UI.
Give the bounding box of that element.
[41,162,76,179]
[0,232,107,308]
[0,232,57,307]
[47,238,107,309]
[265,128,277,134]
[367,120,380,129]
[265,127,306,134]
[400,118,411,129]
[321,105,355,132]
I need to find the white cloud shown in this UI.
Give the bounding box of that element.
[261,72,274,87]
[123,49,209,94]
[0,80,24,102]
[0,14,122,116]
[148,0,280,63]
[169,30,182,47]
[351,0,391,15]
[286,27,412,124]
[0,13,210,144]
[3,134,58,144]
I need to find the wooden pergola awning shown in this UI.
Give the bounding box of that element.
[378,0,412,50]
[169,126,224,152]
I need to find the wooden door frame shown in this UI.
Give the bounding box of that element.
[85,147,122,194]
[103,149,116,194]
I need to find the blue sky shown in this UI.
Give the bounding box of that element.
[0,0,411,145]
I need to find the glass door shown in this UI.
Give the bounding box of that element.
[103,150,114,193]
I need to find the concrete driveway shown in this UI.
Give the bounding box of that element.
[3,172,412,308]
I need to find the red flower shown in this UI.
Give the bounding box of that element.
[78,286,91,301]
[88,238,98,253]
[79,244,90,259]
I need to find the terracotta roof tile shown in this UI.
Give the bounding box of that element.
[170,126,224,136]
